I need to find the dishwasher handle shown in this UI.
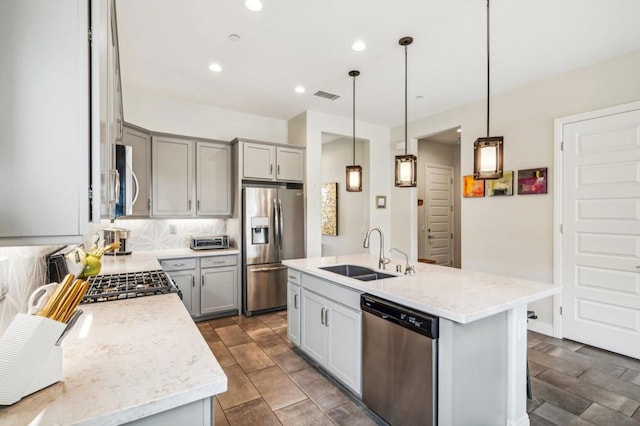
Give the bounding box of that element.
[361,294,439,339]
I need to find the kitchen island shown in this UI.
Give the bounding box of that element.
[284,254,560,426]
[0,252,228,425]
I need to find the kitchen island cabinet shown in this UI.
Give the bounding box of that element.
[284,254,559,426]
[0,293,226,425]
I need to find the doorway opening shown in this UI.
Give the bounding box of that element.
[417,127,461,268]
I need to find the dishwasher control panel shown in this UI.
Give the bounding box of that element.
[361,294,438,338]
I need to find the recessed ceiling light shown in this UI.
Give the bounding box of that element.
[208,63,222,72]
[352,40,366,52]
[294,86,306,94]
[245,0,263,12]
[228,34,241,42]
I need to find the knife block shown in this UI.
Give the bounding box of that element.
[0,313,66,405]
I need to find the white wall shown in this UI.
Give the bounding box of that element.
[321,138,369,256]
[390,48,640,329]
[417,141,460,267]
[302,110,391,258]
[124,88,288,143]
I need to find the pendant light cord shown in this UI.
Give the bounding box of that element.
[486,0,491,138]
[352,73,356,165]
[404,43,408,155]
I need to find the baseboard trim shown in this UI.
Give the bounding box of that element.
[527,320,554,337]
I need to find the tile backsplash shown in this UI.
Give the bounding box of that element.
[108,218,240,251]
[0,245,58,334]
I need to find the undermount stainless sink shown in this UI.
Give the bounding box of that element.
[319,264,398,281]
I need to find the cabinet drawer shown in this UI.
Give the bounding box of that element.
[301,273,361,311]
[159,258,197,271]
[201,255,237,268]
[287,268,301,285]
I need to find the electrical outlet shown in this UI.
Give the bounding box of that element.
[169,224,177,234]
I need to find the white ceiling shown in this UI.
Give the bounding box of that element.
[116,0,640,128]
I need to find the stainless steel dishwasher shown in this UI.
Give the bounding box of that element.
[361,294,438,426]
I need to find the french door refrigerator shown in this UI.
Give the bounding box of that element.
[243,186,305,315]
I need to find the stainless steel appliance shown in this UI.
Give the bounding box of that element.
[103,227,132,256]
[243,186,305,315]
[114,144,139,218]
[361,294,439,426]
[190,235,230,250]
[81,270,177,303]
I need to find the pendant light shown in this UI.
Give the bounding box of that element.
[346,70,363,192]
[473,0,503,180]
[394,36,417,188]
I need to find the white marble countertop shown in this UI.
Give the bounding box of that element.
[0,294,227,425]
[100,248,240,275]
[283,254,559,324]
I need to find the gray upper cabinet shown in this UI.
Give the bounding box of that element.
[122,125,151,217]
[152,136,194,217]
[240,141,304,183]
[0,0,90,245]
[152,136,231,218]
[197,142,232,216]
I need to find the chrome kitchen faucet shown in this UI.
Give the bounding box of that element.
[363,227,391,270]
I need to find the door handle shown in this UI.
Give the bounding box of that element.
[320,307,325,325]
[277,164,280,176]
[278,199,284,250]
[324,309,329,327]
[270,164,273,175]
[201,276,204,287]
[294,293,298,309]
[192,276,195,287]
[197,199,200,211]
[250,266,288,272]
[188,200,192,210]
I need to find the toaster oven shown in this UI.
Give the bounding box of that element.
[190,235,230,250]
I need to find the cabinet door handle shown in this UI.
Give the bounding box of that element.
[277,164,280,176]
[270,164,273,175]
[324,309,329,327]
[201,276,204,287]
[197,200,200,211]
[188,200,192,210]
[294,294,298,309]
[147,198,151,211]
[192,276,195,287]
[173,263,185,267]
[320,307,325,325]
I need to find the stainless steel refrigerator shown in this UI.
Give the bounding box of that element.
[243,186,305,315]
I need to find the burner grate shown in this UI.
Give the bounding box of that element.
[82,270,177,303]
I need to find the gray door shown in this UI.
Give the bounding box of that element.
[278,188,305,261]
[243,187,278,265]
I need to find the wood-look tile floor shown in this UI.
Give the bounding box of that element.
[197,312,383,426]
[198,315,640,426]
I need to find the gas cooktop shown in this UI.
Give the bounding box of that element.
[81,270,177,303]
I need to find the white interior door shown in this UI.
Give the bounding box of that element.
[426,164,454,266]
[561,106,640,359]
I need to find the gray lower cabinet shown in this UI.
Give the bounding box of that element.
[161,255,238,319]
[295,271,362,395]
[287,268,301,346]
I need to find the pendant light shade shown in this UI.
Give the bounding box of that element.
[474,0,504,180]
[346,70,363,192]
[394,36,417,188]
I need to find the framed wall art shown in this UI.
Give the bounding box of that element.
[517,167,547,195]
[485,171,514,196]
[321,182,338,236]
[463,175,484,197]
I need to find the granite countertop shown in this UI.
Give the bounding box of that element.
[283,254,559,324]
[100,248,240,275]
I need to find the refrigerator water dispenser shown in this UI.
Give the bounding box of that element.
[251,217,269,244]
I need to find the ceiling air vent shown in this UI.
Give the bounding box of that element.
[314,90,340,101]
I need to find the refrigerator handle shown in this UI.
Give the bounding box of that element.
[278,199,284,250]
[273,198,280,249]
